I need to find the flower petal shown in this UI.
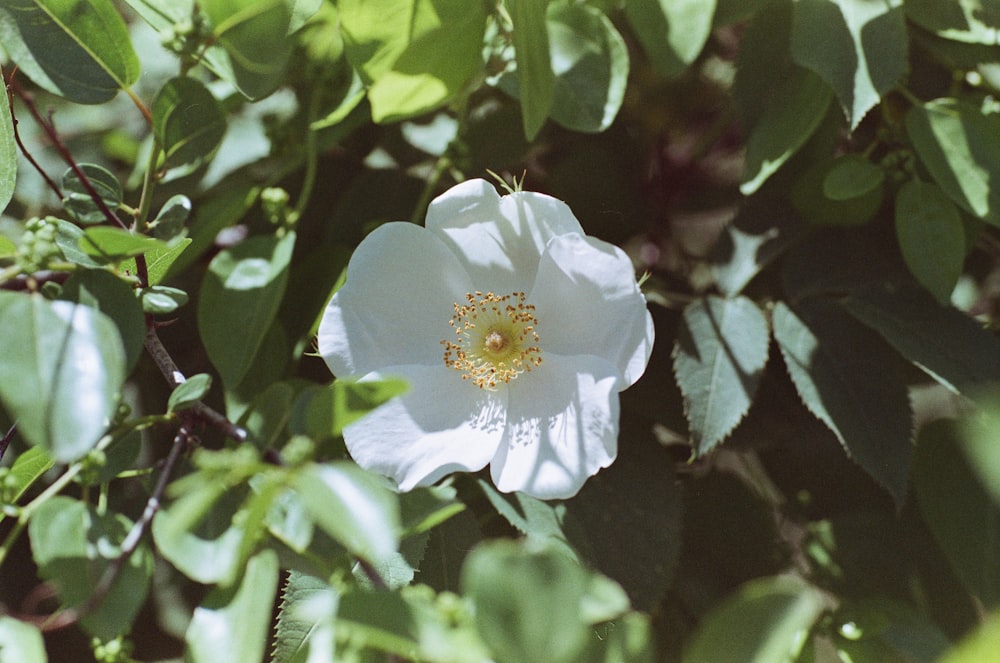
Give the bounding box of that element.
[529,234,654,387]
[317,222,472,377]
[490,354,619,499]
[344,365,508,491]
[426,179,585,293]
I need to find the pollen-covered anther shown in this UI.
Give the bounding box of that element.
[442,291,543,389]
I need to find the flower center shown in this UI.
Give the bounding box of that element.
[442,291,543,390]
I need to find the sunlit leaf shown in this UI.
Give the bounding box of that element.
[198,231,296,386]
[773,299,912,505]
[791,0,907,130]
[290,461,400,562]
[462,540,590,663]
[509,0,554,139]
[59,268,145,373]
[365,0,487,123]
[0,0,140,103]
[140,285,189,314]
[626,0,715,78]
[683,575,826,663]
[0,293,125,462]
[122,237,192,285]
[185,550,279,663]
[80,226,168,261]
[547,2,628,133]
[673,296,770,455]
[906,0,1000,45]
[29,496,152,640]
[0,616,46,663]
[4,446,54,506]
[150,194,192,240]
[168,373,213,413]
[938,610,1000,663]
[906,98,1000,226]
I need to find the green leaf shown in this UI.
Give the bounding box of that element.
[477,479,579,561]
[152,77,227,167]
[59,268,145,374]
[0,235,16,258]
[940,610,1000,663]
[239,380,295,450]
[683,575,826,663]
[740,66,833,194]
[152,471,252,584]
[140,285,189,314]
[710,195,804,297]
[290,461,400,562]
[335,583,491,661]
[462,540,590,663]
[914,420,1000,608]
[829,598,950,663]
[185,550,279,663]
[4,447,54,506]
[29,496,152,641]
[366,0,487,123]
[773,299,913,505]
[61,163,122,226]
[272,571,335,663]
[198,0,293,99]
[823,154,885,200]
[793,157,884,227]
[289,377,410,440]
[168,373,213,413]
[80,226,168,262]
[791,0,907,130]
[122,237,192,285]
[53,218,101,267]
[894,180,965,303]
[509,0,554,139]
[563,420,681,612]
[0,616,46,663]
[546,2,628,134]
[906,98,1000,226]
[842,283,1000,395]
[673,296,770,455]
[958,397,1000,507]
[625,0,716,78]
[0,0,140,104]
[198,231,296,386]
[150,194,192,240]
[906,0,1000,46]
[0,293,125,462]
[0,82,15,215]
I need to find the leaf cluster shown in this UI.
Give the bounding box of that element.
[1,0,1000,662]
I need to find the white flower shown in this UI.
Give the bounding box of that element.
[318,179,654,499]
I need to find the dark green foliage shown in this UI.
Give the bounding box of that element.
[2,0,1000,661]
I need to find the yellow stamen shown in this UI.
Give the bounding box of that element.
[442,291,543,390]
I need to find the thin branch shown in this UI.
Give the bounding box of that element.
[4,70,63,199]
[68,425,191,623]
[0,423,15,462]
[8,77,128,231]
[144,324,248,443]
[0,269,70,291]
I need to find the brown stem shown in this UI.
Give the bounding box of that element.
[144,324,248,443]
[4,70,62,199]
